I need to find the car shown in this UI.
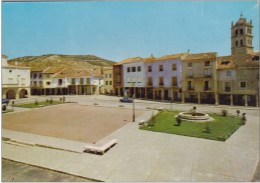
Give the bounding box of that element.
[120,97,133,103]
[2,99,9,104]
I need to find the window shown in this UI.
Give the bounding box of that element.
[33,81,37,86]
[188,81,193,90]
[159,65,163,71]
[137,66,141,72]
[58,79,63,85]
[33,74,37,79]
[235,40,238,46]
[39,81,42,86]
[172,64,177,70]
[105,74,108,78]
[127,78,131,83]
[106,81,108,85]
[9,70,12,73]
[224,82,231,92]
[205,61,210,66]
[148,66,152,72]
[240,40,243,46]
[159,77,164,86]
[71,78,75,84]
[109,74,112,78]
[110,81,112,85]
[46,82,51,85]
[86,78,90,84]
[204,68,211,77]
[39,74,42,78]
[147,77,152,85]
[226,71,232,76]
[188,70,193,77]
[80,78,84,85]
[240,29,243,35]
[127,67,130,72]
[188,62,192,67]
[172,77,177,86]
[240,82,246,88]
[204,81,209,91]
[132,67,136,72]
[235,30,238,36]
[46,74,50,78]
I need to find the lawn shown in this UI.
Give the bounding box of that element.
[140,111,242,141]
[13,101,64,108]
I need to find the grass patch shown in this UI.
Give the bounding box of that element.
[13,101,64,108]
[141,111,241,141]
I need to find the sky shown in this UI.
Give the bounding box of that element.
[2,1,259,62]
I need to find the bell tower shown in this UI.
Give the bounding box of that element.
[231,14,253,55]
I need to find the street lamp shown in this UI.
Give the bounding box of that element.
[132,80,135,122]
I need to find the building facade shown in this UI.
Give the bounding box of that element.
[2,55,31,99]
[103,67,114,95]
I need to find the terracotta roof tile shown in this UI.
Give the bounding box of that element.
[183,52,217,61]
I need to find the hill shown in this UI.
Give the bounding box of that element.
[8,54,115,71]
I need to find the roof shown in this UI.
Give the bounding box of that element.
[52,68,101,78]
[217,52,259,70]
[2,54,8,59]
[182,52,217,61]
[148,53,187,62]
[114,57,143,65]
[42,67,63,74]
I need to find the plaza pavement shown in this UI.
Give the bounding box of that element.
[2,95,259,182]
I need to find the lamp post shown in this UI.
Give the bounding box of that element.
[132,81,135,122]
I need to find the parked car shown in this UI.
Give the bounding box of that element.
[120,97,133,103]
[2,99,9,112]
[2,99,9,104]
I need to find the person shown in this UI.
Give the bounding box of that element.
[241,113,247,125]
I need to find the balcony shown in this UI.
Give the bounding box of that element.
[172,83,178,87]
[204,87,211,91]
[187,87,194,91]
[147,82,153,86]
[204,74,212,78]
[225,87,231,92]
[159,82,164,86]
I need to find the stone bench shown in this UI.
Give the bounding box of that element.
[84,139,118,155]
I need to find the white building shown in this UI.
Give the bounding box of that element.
[2,55,31,99]
[122,58,146,98]
[145,54,184,101]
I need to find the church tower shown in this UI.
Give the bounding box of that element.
[231,14,253,55]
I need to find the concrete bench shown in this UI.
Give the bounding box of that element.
[84,139,118,155]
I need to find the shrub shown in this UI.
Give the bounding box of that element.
[221,109,228,116]
[60,97,62,101]
[50,99,53,104]
[2,105,7,111]
[46,99,49,102]
[175,117,182,126]
[35,100,38,105]
[236,109,240,117]
[203,123,211,133]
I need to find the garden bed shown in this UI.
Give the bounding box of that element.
[140,111,242,141]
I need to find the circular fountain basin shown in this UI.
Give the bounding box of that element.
[178,112,209,121]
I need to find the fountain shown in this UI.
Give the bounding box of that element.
[177,106,213,122]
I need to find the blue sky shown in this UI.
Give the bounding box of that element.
[2,1,259,61]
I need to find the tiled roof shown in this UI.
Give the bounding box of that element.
[217,52,259,70]
[183,52,217,61]
[52,68,101,78]
[144,53,187,63]
[114,57,143,65]
[43,67,63,74]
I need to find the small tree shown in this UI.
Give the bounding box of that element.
[50,98,53,104]
[236,109,240,117]
[35,100,38,105]
[240,113,247,125]
[221,109,228,117]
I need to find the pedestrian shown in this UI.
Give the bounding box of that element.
[241,113,247,125]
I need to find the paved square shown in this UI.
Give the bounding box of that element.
[2,104,146,143]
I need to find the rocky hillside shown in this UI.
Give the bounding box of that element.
[8,54,115,71]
